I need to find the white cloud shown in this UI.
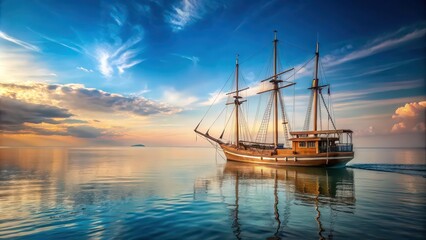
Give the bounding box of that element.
[198,75,295,107]
[0,48,56,82]
[199,90,227,106]
[98,49,114,77]
[0,31,40,52]
[162,88,198,108]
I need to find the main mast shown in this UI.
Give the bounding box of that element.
[234,54,240,147]
[313,42,319,132]
[273,31,279,149]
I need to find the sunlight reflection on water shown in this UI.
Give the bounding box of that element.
[0,147,425,239]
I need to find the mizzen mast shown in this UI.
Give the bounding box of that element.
[234,54,240,147]
[272,30,279,149]
[313,42,320,132]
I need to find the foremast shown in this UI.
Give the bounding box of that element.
[194,54,247,147]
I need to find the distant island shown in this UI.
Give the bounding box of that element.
[131,144,145,147]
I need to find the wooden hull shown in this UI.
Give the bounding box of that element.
[221,144,354,168]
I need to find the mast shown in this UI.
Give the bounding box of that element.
[235,54,240,147]
[313,42,319,132]
[273,31,279,149]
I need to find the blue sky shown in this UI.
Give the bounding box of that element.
[0,0,425,147]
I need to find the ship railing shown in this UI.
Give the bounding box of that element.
[239,141,276,150]
[320,144,353,153]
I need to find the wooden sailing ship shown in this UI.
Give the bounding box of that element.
[195,31,354,167]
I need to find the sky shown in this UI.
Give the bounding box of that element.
[0,0,425,147]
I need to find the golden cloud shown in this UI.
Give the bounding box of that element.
[0,82,182,139]
[391,101,426,133]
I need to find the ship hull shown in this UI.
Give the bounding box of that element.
[221,144,353,168]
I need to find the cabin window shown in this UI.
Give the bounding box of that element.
[307,141,315,148]
[298,141,306,148]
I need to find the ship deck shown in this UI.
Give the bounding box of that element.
[220,144,354,168]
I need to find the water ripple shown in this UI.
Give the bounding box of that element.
[348,164,426,177]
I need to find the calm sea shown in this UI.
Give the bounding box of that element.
[0,147,425,239]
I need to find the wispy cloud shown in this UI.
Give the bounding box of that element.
[110,4,128,26]
[166,0,200,31]
[166,0,222,32]
[26,4,144,79]
[324,26,426,66]
[336,57,424,79]
[233,0,277,32]
[332,79,424,104]
[173,53,199,65]
[96,31,145,77]
[333,96,425,112]
[96,3,145,78]
[76,66,93,73]
[283,24,426,83]
[28,28,85,55]
[129,84,151,97]
[0,31,40,52]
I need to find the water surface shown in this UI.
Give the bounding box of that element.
[0,147,425,239]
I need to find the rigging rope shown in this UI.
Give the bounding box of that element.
[293,68,296,129]
[320,92,337,130]
[320,58,338,128]
[255,92,274,143]
[196,69,235,129]
[239,42,270,65]
[282,39,312,53]
[319,90,323,130]
[252,92,262,136]
[284,55,315,82]
[278,90,291,147]
[208,106,227,132]
[303,90,314,131]
[239,108,253,142]
[219,107,235,139]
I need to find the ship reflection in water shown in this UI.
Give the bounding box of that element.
[194,162,355,240]
[1,147,424,239]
